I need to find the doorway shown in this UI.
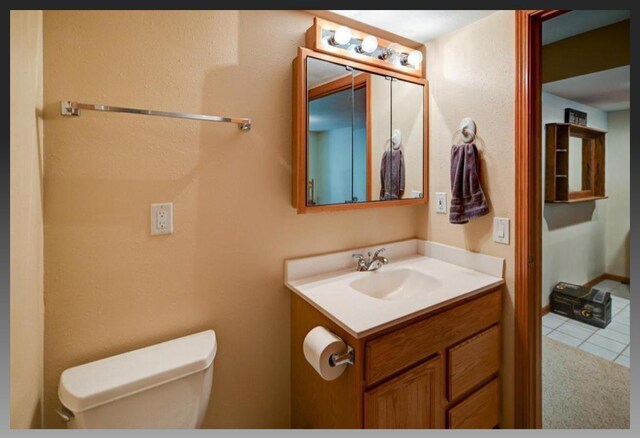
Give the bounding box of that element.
[514,10,630,429]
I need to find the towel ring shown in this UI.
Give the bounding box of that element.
[452,117,477,144]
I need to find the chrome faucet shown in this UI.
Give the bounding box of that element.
[352,248,389,272]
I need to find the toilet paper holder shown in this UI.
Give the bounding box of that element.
[329,345,355,367]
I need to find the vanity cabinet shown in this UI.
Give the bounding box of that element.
[291,287,502,429]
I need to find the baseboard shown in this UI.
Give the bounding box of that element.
[541,305,550,316]
[604,273,630,285]
[583,274,609,288]
[583,273,630,288]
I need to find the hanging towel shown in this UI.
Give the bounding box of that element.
[449,143,489,224]
[380,149,405,200]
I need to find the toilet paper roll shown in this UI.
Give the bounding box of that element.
[303,326,347,381]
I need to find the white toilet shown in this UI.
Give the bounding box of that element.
[57,330,217,428]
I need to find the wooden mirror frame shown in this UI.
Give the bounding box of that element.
[292,47,428,214]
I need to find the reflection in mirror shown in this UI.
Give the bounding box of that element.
[307,57,355,205]
[569,136,583,192]
[306,56,424,207]
[371,77,424,201]
[370,74,392,201]
[391,78,424,200]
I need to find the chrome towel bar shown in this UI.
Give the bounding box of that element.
[60,101,252,131]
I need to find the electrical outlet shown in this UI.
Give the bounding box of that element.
[435,192,447,213]
[151,203,173,235]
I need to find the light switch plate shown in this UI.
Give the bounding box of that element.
[493,217,510,244]
[151,203,174,235]
[435,192,447,213]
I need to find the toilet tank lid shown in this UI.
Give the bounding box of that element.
[59,330,217,413]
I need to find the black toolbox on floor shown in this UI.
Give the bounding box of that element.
[550,282,612,328]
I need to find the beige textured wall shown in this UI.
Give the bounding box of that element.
[42,10,420,428]
[10,10,45,429]
[417,10,516,428]
[605,110,630,277]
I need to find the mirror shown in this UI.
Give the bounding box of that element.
[305,56,424,207]
[390,77,424,200]
[568,136,583,192]
[307,58,356,205]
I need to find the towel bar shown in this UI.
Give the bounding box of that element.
[61,101,252,131]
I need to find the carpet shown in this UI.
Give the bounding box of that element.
[543,336,630,429]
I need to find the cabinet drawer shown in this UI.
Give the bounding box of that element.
[448,378,500,429]
[448,324,500,401]
[365,290,501,385]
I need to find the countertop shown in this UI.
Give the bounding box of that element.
[285,239,505,338]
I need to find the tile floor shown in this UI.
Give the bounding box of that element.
[542,280,630,367]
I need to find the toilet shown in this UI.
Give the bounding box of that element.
[57,330,217,428]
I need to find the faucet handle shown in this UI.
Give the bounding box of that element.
[373,247,386,257]
[352,253,367,271]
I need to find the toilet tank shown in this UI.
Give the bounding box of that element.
[58,330,217,429]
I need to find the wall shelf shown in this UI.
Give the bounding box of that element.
[545,123,606,203]
[547,195,608,204]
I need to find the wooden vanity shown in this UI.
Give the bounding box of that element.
[291,286,502,429]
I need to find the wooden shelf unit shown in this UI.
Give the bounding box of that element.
[545,123,606,203]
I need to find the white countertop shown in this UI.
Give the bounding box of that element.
[285,239,505,339]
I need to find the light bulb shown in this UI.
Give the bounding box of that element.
[405,50,423,67]
[358,35,378,54]
[332,26,352,46]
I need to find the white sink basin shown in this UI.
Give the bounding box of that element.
[285,239,505,338]
[349,268,443,301]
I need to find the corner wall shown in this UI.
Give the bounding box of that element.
[417,10,516,428]
[10,10,45,429]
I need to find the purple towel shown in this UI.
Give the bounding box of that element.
[380,149,405,200]
[449,143,489,224]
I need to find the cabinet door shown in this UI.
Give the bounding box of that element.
[364,355,443,429]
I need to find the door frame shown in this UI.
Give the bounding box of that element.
[514,9,567,429]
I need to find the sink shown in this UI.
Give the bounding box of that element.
[349,268,443,301]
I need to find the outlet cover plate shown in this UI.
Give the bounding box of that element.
[151,203,174,235]
[435,192,447,213]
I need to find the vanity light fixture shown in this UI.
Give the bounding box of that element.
[378,42,401,61]
[308,17,423,77]
[328,26,352,46]
[356,35,378,54]
[401,50,424,67]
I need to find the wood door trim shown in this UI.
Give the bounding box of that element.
[514,9,567,429]
[308,71,369,100]
[365,74,373,201]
